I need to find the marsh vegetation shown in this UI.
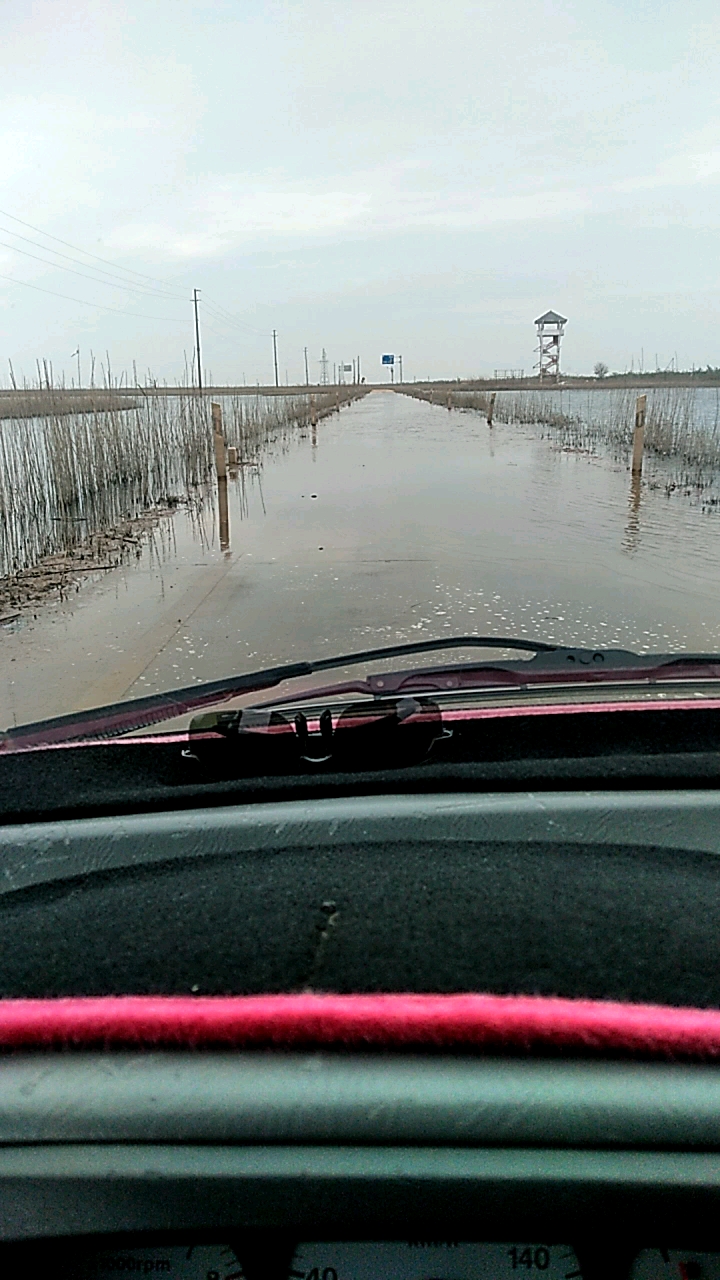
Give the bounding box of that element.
[0,380,365,598]
[402,384,720,495]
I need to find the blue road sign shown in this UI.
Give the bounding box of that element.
[381,354,395,365]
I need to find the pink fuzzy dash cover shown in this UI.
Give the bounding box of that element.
[0,991,718,1057]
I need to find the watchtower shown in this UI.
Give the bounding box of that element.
[535,310,567,381]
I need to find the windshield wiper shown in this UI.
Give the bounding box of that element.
[254,650,720,707]
[2,635,720,753]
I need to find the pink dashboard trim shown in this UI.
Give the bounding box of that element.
[0,992,719,1056]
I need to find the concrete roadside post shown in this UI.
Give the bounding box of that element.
[211,401,229,551]
[211,401,226,480]
[632,394,647,476]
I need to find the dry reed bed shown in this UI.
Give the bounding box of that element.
[0,390,138,419]
[0,386,366,584]
[402,385,720,491]
[0,504,180,622]
[0,396,210,581]
[220,387,363,463]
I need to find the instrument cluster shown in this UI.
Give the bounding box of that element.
[30,1239,720,1280]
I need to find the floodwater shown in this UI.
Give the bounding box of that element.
[2,389,720,728]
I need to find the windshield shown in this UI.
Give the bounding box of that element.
[1,2,719,734]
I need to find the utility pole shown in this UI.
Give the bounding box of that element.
[192,288,203,393]
[304,346,309,385]
[71,347,81,389]
[272,330,279,388]
[398,354,403,383]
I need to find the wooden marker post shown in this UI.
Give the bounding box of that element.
[211,401,226,479]
[632,394,647,476]
[211,401,229,550]
[487,392,497,427]
[310,393,318,426]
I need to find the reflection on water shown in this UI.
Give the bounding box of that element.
[217,477,230,553]
[622,473,643,554]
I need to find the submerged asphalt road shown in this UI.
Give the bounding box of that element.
[2,390,720,728]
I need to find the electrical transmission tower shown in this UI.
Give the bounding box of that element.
[319,348,329,386]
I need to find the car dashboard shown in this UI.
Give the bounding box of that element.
[1,789,720,1270]
[9,1236,720,1280]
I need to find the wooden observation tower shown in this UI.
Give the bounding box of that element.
[535,310,567,381]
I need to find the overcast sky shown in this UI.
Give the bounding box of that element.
[1,0,719,385]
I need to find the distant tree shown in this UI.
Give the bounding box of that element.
[594,361,609,379]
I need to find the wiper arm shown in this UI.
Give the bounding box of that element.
[0,636,551,752]
[252,651,720,711]
[1,634,717,752]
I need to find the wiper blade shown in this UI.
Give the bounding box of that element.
[262,653,720,707]
[1,634,718,752]
[1,636,549,752]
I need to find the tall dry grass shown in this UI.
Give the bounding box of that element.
[401,385,720,490]
[0,390,136,420]
[0,379,368,580]
[0,395,209,578]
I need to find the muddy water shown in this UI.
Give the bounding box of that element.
[2,389,720,728]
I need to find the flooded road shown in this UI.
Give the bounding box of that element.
[2,389,720,728]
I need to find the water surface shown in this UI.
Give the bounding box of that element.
[1,390,719,726]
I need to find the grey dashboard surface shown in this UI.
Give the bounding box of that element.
[2,789,720,897]
[1,1053,720,1147]
[3,1143,720,1240]
[3,789,720,1003]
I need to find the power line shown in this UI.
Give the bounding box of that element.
[0,223,187,300]
[201,304,266,337]
[199,320,252,343]
[201,302,267,337]
[203,295,263,326]
[0,205,188,293]
[0,270,187,320]
[0,207,277,387]
[202,294,270,337]
[0,234,190,302]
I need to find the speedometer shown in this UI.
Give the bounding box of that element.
[65,1242,245,1279]
[289,1241,582,1280]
